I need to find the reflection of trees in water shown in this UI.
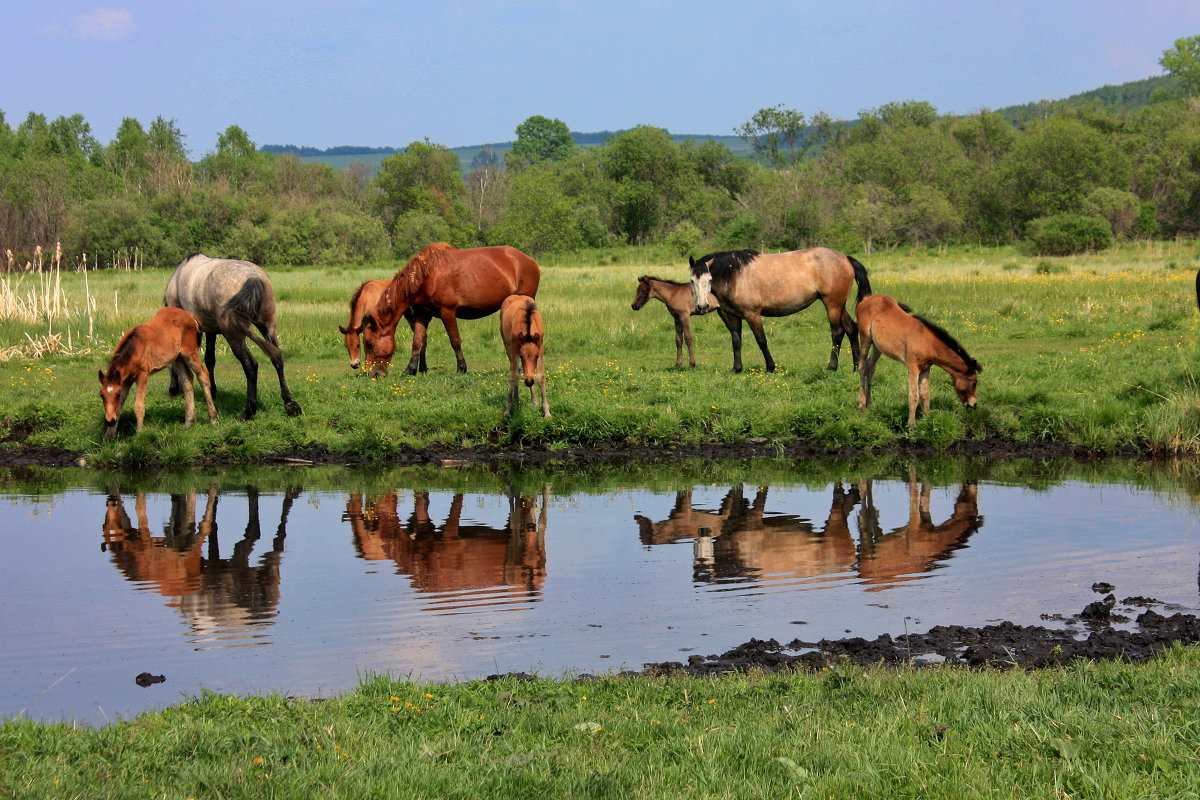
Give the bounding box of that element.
[100,486,300,645]
[342,487,548,603]
[634,474,982,589]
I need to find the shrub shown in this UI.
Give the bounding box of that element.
[664,221,702,258]
[1022,214,1112,256]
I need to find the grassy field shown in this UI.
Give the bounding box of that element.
[3,646,1199,798]
[2,241,1199,466]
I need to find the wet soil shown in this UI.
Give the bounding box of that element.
[632,595,1200,676]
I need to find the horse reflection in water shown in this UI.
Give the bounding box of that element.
[101,486,301,646]
[635,475,981,589]
[343,487,549,612]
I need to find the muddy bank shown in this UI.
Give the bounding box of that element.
[632,594,1200,676]
[0,435,1153,470]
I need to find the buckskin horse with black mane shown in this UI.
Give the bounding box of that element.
[164,253,301,419]
[361,243,541,377]
[689,247,872,373]
[855,294,981,427]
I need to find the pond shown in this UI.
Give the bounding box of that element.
[2,456,1198,726]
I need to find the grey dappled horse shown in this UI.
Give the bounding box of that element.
[164,254,302,420]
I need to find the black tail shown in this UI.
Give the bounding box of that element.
[849,256,872,301]
[1195,268,1200,313]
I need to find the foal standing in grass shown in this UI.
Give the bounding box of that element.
[500,295,549,418]
[630,275,719,368]
[856,294,981,427]
[98,307,218,437]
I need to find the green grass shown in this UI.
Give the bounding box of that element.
[4,646,1200,798]
[3,241,1200,465]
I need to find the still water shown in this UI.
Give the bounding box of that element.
[2,458,1198,725]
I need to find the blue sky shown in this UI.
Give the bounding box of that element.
[4,1,1199,157]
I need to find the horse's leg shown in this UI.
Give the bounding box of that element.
[404,312,429,373]
[682,315,697,368]
[251,322,301,416]
[718,309,744,374]
[672,315,685,368]
[537,352,550,418]
[918,367,932,419]
[225,332,260,420]
[172,359,196,427]
[439,310,469,374]
[743,311,775,373]
[823,302,859,371]
[906,363,922,427]
[133,372,149,432]
[185,350,219,425]
[504,348,519,417]
[205,331,218,399]
[403,313,432,376]
[858,345,881,411]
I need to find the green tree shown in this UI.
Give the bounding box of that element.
[198,125,272,190]
[374,139,468,235]
[1160,34,1200,95]
[736,105,807,167]
[507,115,574,168]
[105,117,151,179]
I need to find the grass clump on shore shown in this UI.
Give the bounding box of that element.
[4,646,1200,798]
[1,241,1199,464]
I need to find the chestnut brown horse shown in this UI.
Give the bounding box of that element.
[500,295,550,418]
[690,247,872,373]
[339,280,429,372]
[164,253,301,419]
[362,243,541,376]
[98,306,218,437]
[630,275,719,368]
[856,294,981,427]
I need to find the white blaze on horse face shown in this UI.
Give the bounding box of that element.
[692,273,712,312]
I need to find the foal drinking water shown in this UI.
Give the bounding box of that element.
[856,294,981,427]
[500,295,550,418]
[98,307,218,437]
[630,275,719,368]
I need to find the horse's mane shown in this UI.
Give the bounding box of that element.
[691,250,760,283]
[348,280,371,314]
[639,275,688,286]
[521,298,541,343]
[911,313,983,374]
[104,330,140,380]
[399,242,456,293]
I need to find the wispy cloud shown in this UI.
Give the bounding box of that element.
[40,8,134,43]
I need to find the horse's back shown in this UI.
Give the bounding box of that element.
[424,246,541,310]
[164,254,275,328]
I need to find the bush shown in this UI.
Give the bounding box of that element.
[1022,214,1112,256]
[664,221,702,257]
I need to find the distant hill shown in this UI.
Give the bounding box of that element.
[265,74,1178,175]
[993,74,1177,123]
[264,131,752,176]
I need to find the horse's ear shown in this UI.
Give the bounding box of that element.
[98,369,105,383]
[338,325,350,335]
[688,256,695,268]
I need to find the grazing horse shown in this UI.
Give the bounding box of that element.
[98,306,218,437]
[362,243,541,377]
[856,294,982,427]
[500,295,550,418]
[630,275,719,368]
[164,253,302,419]
[339,280,429,372]
[690,247,872,373]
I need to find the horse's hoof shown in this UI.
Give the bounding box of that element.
[285,401,302,417]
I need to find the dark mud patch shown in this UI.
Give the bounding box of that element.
[0,434,1155,470]
[634,596,1200,676]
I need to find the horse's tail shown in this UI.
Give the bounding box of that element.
[849,256,872,302]
[1195,268,1200,312]
[226,276,268,326]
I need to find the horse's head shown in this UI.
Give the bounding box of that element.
[631,276,652,311]
[952,365,981,410]
[98,369,129,437]
[689,257,714,313]
[339,324,363,369]
[360,281,409,376]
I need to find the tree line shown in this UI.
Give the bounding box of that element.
[3,36,1199,270]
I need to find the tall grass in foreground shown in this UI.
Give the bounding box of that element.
[4,646,1199,798]
[1,242,1200,463]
